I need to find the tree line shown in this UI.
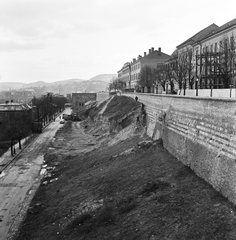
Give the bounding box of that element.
[32,93,67,125]
[0,93,67,144]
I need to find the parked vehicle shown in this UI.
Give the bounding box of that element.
[60,119,65,124]
[62,114,72,120]
[72,114,81,121]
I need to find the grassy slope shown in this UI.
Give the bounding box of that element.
[16,96,236,240]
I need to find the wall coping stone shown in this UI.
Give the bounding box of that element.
[125,92,236,103]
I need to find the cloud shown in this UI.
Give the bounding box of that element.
[0,0,75,41]
[0,39,47,52]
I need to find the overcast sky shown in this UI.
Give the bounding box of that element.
[0,0,236,84]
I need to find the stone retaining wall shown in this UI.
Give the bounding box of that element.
[125,93,236,204]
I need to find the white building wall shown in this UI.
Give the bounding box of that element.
[199,28,236,51]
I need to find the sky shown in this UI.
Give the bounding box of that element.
[0,0,236,84]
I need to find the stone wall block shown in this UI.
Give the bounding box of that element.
[124,93,236,204]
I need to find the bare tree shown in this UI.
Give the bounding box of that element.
[153,65,165,93]
[109,78,126,91]
[162,63,176,93]
[137,65,155,93]
[171,51,189,95]
[196,35,236,89]
[186,48,195,89]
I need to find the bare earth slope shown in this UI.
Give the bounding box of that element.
[16,96,236,240]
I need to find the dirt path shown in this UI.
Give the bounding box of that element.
[51,121,98,156]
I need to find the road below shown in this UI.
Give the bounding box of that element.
[0,109,70,240]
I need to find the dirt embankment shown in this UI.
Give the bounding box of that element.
[16,96,236,240]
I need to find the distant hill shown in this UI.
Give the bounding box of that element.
[0,75,115,94]
[23,79,85,88]
[88,74,117,83]
[47,78,85,86]
[74,79,109,93]
[23,81,48,88]
[0,82,25,91]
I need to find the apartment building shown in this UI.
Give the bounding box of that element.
[177,24,219,55]
[193,18,236,57]
[118,47,170,90]
[117,62,131,89]
[194,18,236,89]
[1,89,35,104]
[176,18,236,91]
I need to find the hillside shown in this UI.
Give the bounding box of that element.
[15,96,236,240]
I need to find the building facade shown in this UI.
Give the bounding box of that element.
[176,18,236,92]
[118,47,170,90]
[0,89,35,104]
[193,19,236,89]
[0,102,33,141]
[117,62,131,89]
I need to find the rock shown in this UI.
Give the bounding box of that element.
[50,178,58,183]
[42,181,48,185]
[137,140,153,149]
[149,235,156,240]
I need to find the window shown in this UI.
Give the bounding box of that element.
[210,44,213,52]
[230,36,234,50]
[219,41,223,51]
[224,38,228,49]
[215,43,218,52]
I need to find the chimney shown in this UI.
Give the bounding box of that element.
[133,58,136,62]
[152,47,154,52]
[149,49,151,54]
[158,47,161,52]
[144,52,146,56]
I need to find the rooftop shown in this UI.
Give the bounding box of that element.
[177,23,219,49]
[0,102,32,111]
[200,18,236,41]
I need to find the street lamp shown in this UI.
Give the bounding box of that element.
[210,80,213,97]
[230,84,233,97]
[196,78,199,96]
